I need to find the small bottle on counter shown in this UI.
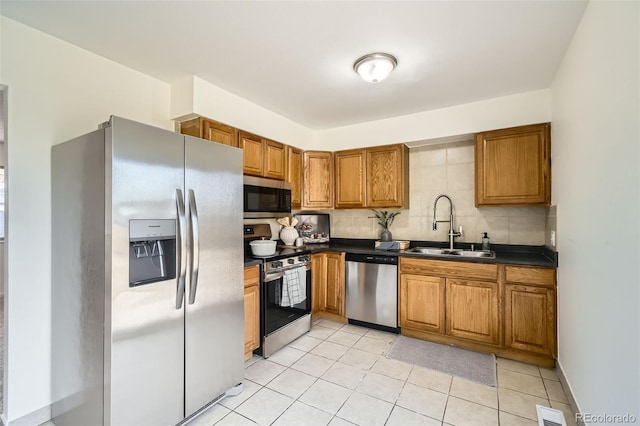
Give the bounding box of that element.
[481,232,491,251]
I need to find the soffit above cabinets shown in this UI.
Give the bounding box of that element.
[1,1,587,130]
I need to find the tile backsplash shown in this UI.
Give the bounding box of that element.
[327,141,550,245]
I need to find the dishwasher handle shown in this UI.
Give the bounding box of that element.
[345,253,398,264]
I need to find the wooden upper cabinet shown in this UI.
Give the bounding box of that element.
[264,139,286,180]
[367,144,409,208]
[287,146,303,209]
[475,123,551,206]
[334,144,409,209]
[239,131,265,177]
[202,120,238,147]
[180,117,239,147]
[335,149,366,209]
[303,151,334,209]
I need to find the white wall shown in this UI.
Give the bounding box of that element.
[315,89,551,150]
[0,17,172,422]
[172,80,552,154]
[550,1,639,419]
[171,76,316,149]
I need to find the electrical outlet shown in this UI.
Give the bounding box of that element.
[550,230,556,247]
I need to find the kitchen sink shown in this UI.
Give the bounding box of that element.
[406,246,496,259]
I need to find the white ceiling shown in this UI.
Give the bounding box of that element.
[0,1,587,130]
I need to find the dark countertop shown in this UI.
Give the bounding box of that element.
[243,257,263,268]
[244,238,558,268]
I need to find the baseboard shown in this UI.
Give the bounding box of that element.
[556,359,584,426]
[6,405,50,426]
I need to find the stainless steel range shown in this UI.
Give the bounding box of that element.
[244,224,312,357]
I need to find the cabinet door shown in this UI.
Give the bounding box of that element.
[475,123,551,206]
[505,284,556,356]
[239,131,265,177]
[399,274,445,334]
[446,279,499,345]
[325,252,345,316]
[264,139,286,180]
[203,120,238,147]
[287,146,303,209]
[311,253,325,314]
[303,151,334,209]
[335,149,366,209]
[367,144,409,208]
[243,266,260,360]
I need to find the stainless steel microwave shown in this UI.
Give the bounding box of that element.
[243,176,291,218]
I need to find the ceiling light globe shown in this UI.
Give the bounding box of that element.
[353,53,397,83]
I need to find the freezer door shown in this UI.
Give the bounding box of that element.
[108,117,185,426]
[184,136,244,416]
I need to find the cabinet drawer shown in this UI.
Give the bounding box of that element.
[400,257,498,281]
[244,265,260,288]
[505,266,556,287]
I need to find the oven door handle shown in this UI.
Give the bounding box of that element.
[264,264,311,282]
[264,271,285,282]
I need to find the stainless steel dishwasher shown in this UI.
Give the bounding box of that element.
[345,253,399,331]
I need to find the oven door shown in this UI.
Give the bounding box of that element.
[263,265,312,336]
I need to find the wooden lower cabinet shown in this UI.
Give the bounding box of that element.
[504,284,555,356]
[311,252,346,321]
[399,257,557,367]
[504,264,556,357]
[399,274,445,334]
[446,279,499,345]
[311,253,324,315]
[243,265,260,360]
[324,252,345,316]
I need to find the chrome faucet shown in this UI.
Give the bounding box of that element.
[433,194,462,250]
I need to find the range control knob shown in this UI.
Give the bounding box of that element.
[287,258,295,264]
[271,261,281,268]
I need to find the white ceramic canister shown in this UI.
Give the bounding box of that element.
[280,226,299,246]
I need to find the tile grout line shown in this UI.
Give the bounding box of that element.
[230,320,555,426]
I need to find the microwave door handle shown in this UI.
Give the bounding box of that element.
[188,189,200,305]
[175,189,187,309]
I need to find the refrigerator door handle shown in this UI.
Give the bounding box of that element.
[188,189,200,304]
[176,189,187,309]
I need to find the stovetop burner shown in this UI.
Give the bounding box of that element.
[244,222,312,263]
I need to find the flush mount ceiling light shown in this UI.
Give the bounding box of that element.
[353,52,398,83]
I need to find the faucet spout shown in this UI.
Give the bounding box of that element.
[433,194,461,250]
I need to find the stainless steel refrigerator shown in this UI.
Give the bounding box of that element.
[51,116,244,425]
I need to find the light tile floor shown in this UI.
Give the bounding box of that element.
[192,319,577,426]
[41,319,577,426]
